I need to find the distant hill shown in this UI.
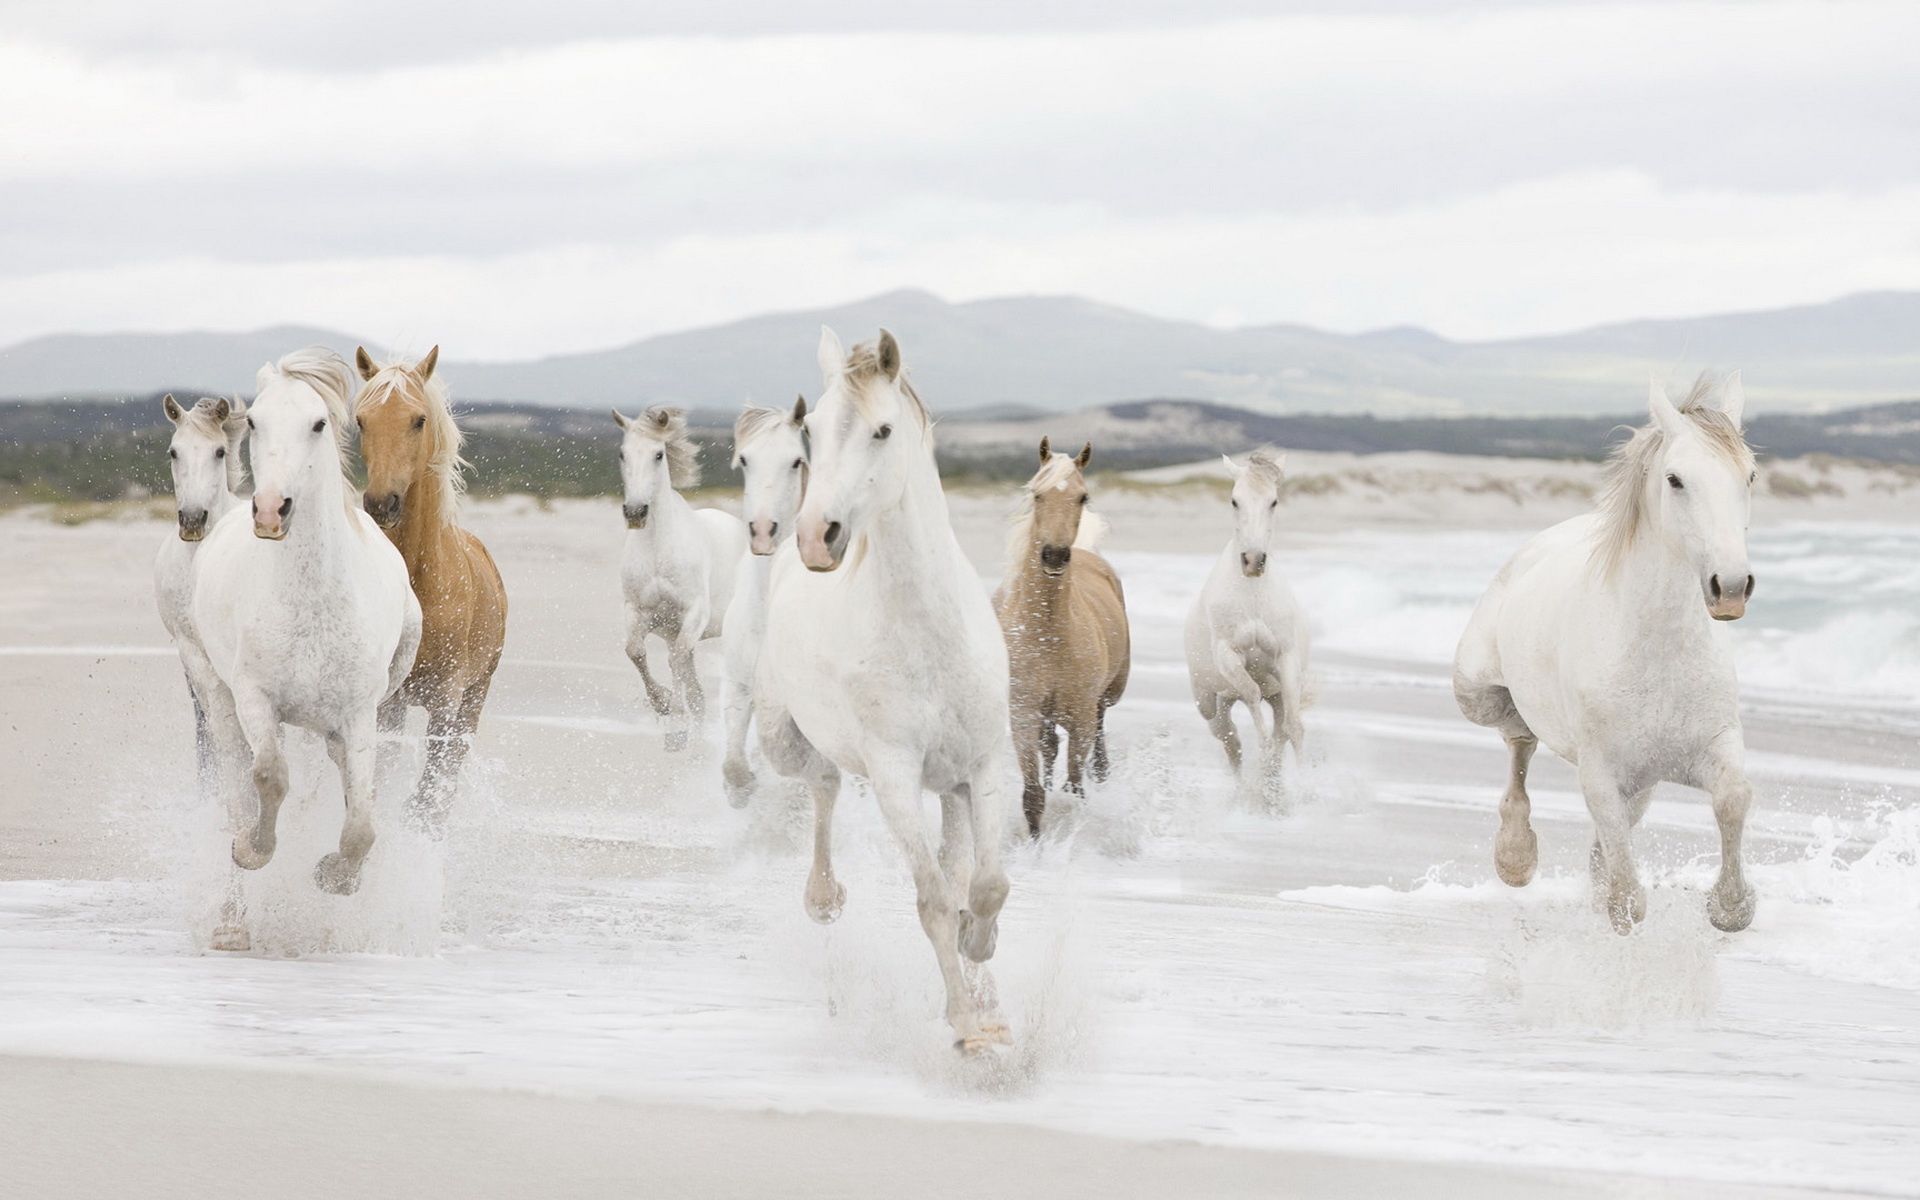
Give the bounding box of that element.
[4,290,1920,414]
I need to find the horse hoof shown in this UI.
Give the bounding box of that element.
[1708,887,1756,933]
[805,880,846,924]
[403,797,448,838]
[231,832,274,871]
[1494,828,1538,887]
[979,1020,1013,1046]
[724,778,752,810]
[954,1035,1000,1058]
[664,730,689,753]
[313,853,363,896]
[958,909,998,963]
[210,925,251,953]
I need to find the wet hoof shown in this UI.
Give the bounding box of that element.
[313,852,363,896]
[210,924,251,953]
[1494,825,1538,887]
[804,878,846,924]
[232,829,274,871]
[1708,886,1756,933]
[403,796,449,838]
[664,729,689,753]
[1605,884,1647,935]
[978,1019,1013,1046]
[954,1034,1001,1058]
[722,760,753,809]
[958,909,998,963]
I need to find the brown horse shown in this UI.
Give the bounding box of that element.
[353,345,508,829]
[994,438,1130,836]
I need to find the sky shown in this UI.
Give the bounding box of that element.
[0,0,1915,359]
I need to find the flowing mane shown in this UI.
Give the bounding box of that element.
[841,338,931,436]
[261,347,359,460]
[1003,452,1107,577]
[634,406,702,487]
[1593,373,1755,578]
[731,402,804,466]
[1243,446,1286,490]
[354,355,469,522]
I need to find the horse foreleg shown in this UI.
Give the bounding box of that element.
[939,786,973,904]
[1579,755,1645,934]
[1038,721,1060,788]
[960,759,1012,968]
[1198,690,1243,774]
[195,676,254,950]
[719,665,756,808]
[1496,733,1540,887]
[1090,705,1111,784]
[1012,714,1046,838]
[1702,736,1756,932]
[229,688,286,871]
[1063,701,1100,797]
[626,629,672,717]
[315,714,378,895]
[870,764,984,1053]
[664,634,702,753]
[761,709,845,922]
[408,696,476,836]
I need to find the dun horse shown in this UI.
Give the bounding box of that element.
[720,396,809,806]
[614,406,747,750]
[1186,448,1312,784]
[756,327,1014,1053]
[189,348,420,948]
[155,394,249,775]
[354,346,508,829]
[1455,375,1759,933]
[995,438,1130,836]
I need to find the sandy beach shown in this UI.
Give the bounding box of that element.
[1,463,1916,1197]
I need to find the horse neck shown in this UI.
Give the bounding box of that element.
[393,471,458,574]
[858,451,967,599]
[1607,486,1705,627]
[280,463,358,577]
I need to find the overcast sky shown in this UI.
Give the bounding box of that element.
[0,0,1914,358]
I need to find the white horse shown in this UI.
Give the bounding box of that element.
[1185,448,1311,782]
[154,393,249,775]
[1454,374,1758,934]
[189,348,421,945]
[720,395,809,807]
[613,406,748,751]
[756,327,1014,1054]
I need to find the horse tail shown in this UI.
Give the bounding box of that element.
[1073,509,1110,553]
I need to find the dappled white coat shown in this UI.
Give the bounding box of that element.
[188,349,420,938]
[615,409,748,751]
[1185,451,1311,780]
[754,326,1013,1054]
[1453,376,1758,934]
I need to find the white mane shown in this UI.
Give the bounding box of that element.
[1004,452,1106,576]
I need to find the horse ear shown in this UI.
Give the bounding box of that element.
[611,408,630,430]
[791,394,807,424]
[876,329,901,381]
[1648,377,1684,436]
[162,393,183,423]
[355,347,378,381]
[817,326,845,383]
[1720,370,1746,429]
[1221,453,1243,480]
[1076,442,1092,470]
[211,398,231,422]
[416,345,439,382]
[1038,436,1051,462]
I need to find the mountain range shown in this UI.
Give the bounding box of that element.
[4,289,1919,416]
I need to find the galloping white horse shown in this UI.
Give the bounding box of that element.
[613,406,747,751]
[720,396,809,806]
[1186,448,1311,782]
[756,327,1014,1053]
[1455,375,1758,934]
[189,348,420,944]
[155,393,249,773]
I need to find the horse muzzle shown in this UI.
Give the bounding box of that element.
[364,491,403,529]
[253,495,293,540]
[1707,571,1754,621]
[1040,544,1072,576]
[176,509,208,542]
[798,516,847,572]
[1241,551,1268,578]
[749,519,778,556]
[624,502,649,530]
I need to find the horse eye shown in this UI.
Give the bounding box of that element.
[312,419,326,433]
[1078,494,1089,505]
[1270,499,1278,509]
[792,458,804,470]
[168,448,177,459]
[214,447,226,459]
[246,417,255,430]
[655,451,664,461]
[1230,498,1238,509]
[413,415,426,431]
[1748,471,1757,485]
[874,423,892,440]
[1667,473,1683,489]
[738,456,748,469]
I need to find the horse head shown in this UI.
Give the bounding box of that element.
[163,394,242,541]
[1224,447,1286,578]
[733,394,809,556]
[613,405,698,530]
[354,345,458,530]
[795,326,929,572]
[1025,437,1093,576]
[247,348,357,541]
[1642,374,1756,620]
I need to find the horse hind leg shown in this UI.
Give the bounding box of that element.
[1580,760,1647,934]
[870,765,987,1053]
[1496,733,1541,887]
[409,677,491,834]
[664,634,702,753]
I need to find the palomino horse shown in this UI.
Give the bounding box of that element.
[1455,374,1758,934]
[614,406,747,751]
[1186,448,1311,784]
[757,327,1014,1053]
[154,394,249,775]
[190,348,421,948]
[354,346,509,829]
[720,395,809,807]
[994,438,1130,835]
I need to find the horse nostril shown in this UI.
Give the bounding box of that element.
[767,521,777,539]
[278,497,293,518]
[1743,574,1756,599]
[1709,574,1722,600]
